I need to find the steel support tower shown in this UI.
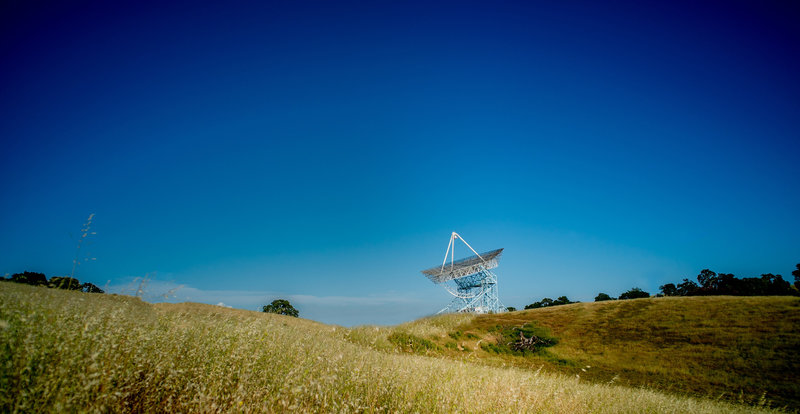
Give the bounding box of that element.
[420,232,505,314]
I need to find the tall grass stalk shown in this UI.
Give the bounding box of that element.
[69,213,96,280]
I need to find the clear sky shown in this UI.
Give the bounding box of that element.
[2,0,799,326]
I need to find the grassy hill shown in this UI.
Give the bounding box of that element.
[0,282,794,413]
[350,296,800,410]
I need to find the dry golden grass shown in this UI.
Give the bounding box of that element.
[380,296,800,410]
[0,283,785,413]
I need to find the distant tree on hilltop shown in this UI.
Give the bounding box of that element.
[11,272,47,286]
[555,296,572,305]
[7,271,105,294]
[594,292,615,301]
[760,273,792,296]
[525,296,575,309]
[697,269,719,292]
[262,299,299,317]
[81,283,104,293]
[659,284,677,296]
[525,298,552,309]
[49,276,82,290]
[619,287,650,300]
[792,264,800,289]
[716,273,738,295]
[677,279,699,296]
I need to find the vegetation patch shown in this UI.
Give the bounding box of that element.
[484,323,559,356]
[387,332,439,354]
[525,296,576,309]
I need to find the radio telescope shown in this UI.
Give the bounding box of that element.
[421,232,505,314]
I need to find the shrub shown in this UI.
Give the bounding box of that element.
[480,342,502,354]
[486,323,558,356]
[619,288,650,300]
[10,271,47,286]
[525,296,575,309]
[81,283,104,293]
[388,332,438,354]
[49,276,82,290]
[594,292,614,301]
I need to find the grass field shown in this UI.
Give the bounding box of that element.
[361,296,800,410]
[0,283,794,413]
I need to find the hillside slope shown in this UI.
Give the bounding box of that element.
[365,296,800,409]
[0,283,776,413]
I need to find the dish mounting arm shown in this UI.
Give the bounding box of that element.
[440,232,486,274]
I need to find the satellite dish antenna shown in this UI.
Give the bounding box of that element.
[421,232,505,314]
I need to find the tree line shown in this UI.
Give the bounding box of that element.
[656,264,800,297]
[519,263,800,309]
[1,271,104,293]
[523,286,652,310]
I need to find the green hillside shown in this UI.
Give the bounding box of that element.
[0,282,793,413]
[355,296,800,409]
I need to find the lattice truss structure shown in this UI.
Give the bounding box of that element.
[420,232,505,314]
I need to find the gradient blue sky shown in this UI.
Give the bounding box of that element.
[2,0,799,326]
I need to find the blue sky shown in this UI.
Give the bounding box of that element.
[2,0,799,326]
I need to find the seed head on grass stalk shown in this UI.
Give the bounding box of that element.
[70,213,96,280]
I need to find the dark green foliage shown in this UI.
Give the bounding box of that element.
[660,267,800,298]
[714,272,794,296]
[11,271,47,286]
[388,332,438,354]
[556,296,573,305]
[525,298,552,309]
[446,330,478,341]
[480,342,502,353]
[525,296,575,309]
[6,270,105,294]
[506,306,516,312]
[677,279,699,296]
[761,274,792,295]
[81,283,104,293]
[793,264,800,289]
[697,269,719,290]
[594,292,615,301]
[261,299,299,317]
[619,288,649,300]
[49,276,82,290]
[485,323,558,356]
[715,273,737,295]
[659,283,677,296]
